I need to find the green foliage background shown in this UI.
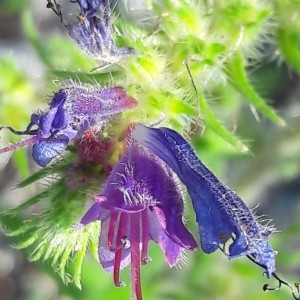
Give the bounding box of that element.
[1,0,300,299]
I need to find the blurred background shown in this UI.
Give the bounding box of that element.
[1,0,300,299]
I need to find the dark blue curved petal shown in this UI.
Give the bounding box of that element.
[132,123,183,177]
[39,108,60,138]
[52,103,68,130]
[133,123,234,251]
[50,90,67,109]
[32,136,69,167]
[133,123,276,277]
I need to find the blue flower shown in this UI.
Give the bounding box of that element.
[133,123,276,278]
[69,0,133,65]
[76,130,197,300]
[0,84,137,166]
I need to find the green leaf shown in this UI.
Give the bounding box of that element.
[1,175,100,289]
[73,235,89,289]
[200,92,249,153]
[277,28,300,73]
[22,10,52,67]
[224,52,285,126]
[51,70,113,84]
[13,149,30,179]
[1,0,29,12]
[30,242,48,261]
[17,167,53,188]
[12,234,38,249]
[4,190,48,214]
[59,236,76,280]
[17,158,74,188]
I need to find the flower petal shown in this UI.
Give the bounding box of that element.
[99,143,162,212]
[151,206,197,251]
[78,202,110,226]
[32,136,69,167]
[148,208,181,267]
[133,124,276,276]
[98,217,131,273]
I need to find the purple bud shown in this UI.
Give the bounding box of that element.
[69,1,134,65]
[76,0,105,17]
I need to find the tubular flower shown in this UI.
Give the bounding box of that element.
[76,132,198,300]
[69,0,133,64]
[0,84,137,166]
[133,123,276,278]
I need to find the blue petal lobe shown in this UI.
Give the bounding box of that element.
[133,123,276,276]
[32,136,69,166]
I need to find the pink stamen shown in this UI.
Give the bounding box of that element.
[130,212,142,300]
[141,209,151,265]
[113,213,128,287]
[0,136,39,154]
[108,212,118,251]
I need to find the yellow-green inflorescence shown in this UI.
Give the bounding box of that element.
[114,0,285,152]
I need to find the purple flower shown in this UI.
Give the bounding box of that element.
[0,84,137,167]
[133,123,276,278]
[76,133,197,300]
[69,0,133,65]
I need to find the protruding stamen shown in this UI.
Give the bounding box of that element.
[142,257,152,265]
[115,281,126,288]
[141,209,150,265]
[0,125,38,136]
[295,283,300,294]
[46,0,67,27]
[246,254,300,300]
[263,283,281,292]
[121,236,131,249]
[0,136,39,155]
[108,212,118,251]
[130,212,142,300]
[113,213,128,287]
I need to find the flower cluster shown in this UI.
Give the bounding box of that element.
[1,1,299,300]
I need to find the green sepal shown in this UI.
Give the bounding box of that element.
[224,52,285,126]
[22,10,53,67]
[277,28,300,73]
[199,91,248,153]
[2,175,99,289]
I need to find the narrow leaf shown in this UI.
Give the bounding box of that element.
[12,235,38,249]
[225,52,285,126]
[17,167,52,188]
[277,28,300,73]
[73,233,89,289]
[200,92,248,153]
[22,10,52,67]
[5,190,49,214]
